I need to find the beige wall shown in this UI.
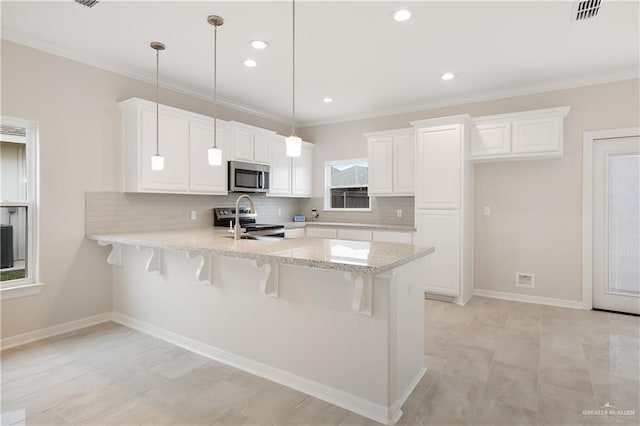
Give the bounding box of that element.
[0,40,290,339]
[299,79,640,303]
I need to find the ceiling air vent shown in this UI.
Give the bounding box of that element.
[574,0,601,21]
[74,0,99,7]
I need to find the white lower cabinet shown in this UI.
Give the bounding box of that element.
[284,228,305,239]
[336,229,372,241]
[415,210,461,298]
[305,227,337,239]
[372,230,413,244]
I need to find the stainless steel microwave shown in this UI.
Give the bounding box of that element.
[228,161,270,193]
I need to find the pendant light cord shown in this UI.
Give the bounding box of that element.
[213,23,218,149]
[291,0,296,137]
[155,47,160,156]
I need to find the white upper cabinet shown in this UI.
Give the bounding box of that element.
[268,135,292,195]
[229,122,274,164]
[120,98,228,195]
[365,128,414,196]
[268,137,313,197]
[470,107,570,162]
[189,119,227,194]
[292,142,314,196]
[414,123,463,210]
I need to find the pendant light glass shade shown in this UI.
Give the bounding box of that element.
[150,41,165,171]
[208,146,223,166]
[151,154,165,170]
[208,15,224,166]
[285,135,302,157]
[286,0,302,158]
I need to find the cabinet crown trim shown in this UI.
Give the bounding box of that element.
[363,128,413,138]
[410,114,472,129]
[118,97,226,125]
[472,106,570,124]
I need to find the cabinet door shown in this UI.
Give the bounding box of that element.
[268,136,292,195]
[471,122,511,158]
[393,134,414,194]
[254,133,271,164]
[512,116,561,155]
[368,137,393,195]
[336,229,372,241]
[372,231,412,244]
[284,228,305,239]
[415,125,462,209]
[232,128,254,161]
[415,210,460,297]
[305,227,337,239]
[140,108,189,191]
[292,143,313,196]
[189,120,227,194]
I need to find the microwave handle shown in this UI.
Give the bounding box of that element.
[258,171,263,189]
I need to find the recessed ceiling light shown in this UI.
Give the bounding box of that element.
[323,97,333,103]
[250,40,269,50]
[243,59,257,68]
[440,72,456,81]
[393,9,412,22]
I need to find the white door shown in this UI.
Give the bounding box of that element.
[592,136,640,314]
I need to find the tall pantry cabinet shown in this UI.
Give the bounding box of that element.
[411,115,474,304]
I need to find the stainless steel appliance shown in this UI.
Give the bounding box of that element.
[228,161,270,193]
[213,207,285,238]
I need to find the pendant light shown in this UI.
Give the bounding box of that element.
[150,41,165,171]
[285,0,302,157]
[207,15,224,166]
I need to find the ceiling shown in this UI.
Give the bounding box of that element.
[1,1,638,127]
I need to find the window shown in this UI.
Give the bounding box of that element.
[324,159,370,210]
[0,117,40,299]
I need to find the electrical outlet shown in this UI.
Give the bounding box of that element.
[278,208,282,216]
[397,209,403,218]
[190,210,197,221]
[483,206,491,216]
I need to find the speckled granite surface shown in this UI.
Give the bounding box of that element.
[87,228,432,275]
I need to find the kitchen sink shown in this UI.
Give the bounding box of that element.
[222,234,284,241]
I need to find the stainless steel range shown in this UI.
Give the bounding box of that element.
[213,207,285,238]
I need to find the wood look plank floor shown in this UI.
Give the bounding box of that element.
[1,297,639,425]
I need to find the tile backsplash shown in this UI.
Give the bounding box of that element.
[298,196,415,227]
[85,191,302,234]
[86,192,416,235]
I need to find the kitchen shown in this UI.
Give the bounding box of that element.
[1,1,639,425]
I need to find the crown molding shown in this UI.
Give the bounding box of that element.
[296,70,639,128]
[1,28,291,126]
[2,27,637,130]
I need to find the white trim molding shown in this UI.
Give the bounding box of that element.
[0,282,44,301]
[474,288,585,310]
[582,127,640,310]
[0,312,113,350]
[112,312,405,425]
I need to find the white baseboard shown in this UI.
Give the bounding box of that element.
[1,312,113,350]
[390,367,427,424]
[473,288,585,309]
[112,312,401,425]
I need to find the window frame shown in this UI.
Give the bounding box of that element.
[0,116,42,300]
[324,158,372,212]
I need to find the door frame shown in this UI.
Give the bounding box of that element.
[582,127,640,309]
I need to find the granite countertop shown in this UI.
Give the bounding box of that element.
[283,222,417,232]
[87,228,432,275]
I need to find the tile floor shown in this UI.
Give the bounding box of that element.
[1,296,638,425]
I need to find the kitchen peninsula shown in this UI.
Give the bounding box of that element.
[88,228,434,425]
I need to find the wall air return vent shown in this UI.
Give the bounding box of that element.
[574,0,601,21]
[74,0,99,8]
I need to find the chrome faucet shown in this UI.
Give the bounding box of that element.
[234,194,256,240]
